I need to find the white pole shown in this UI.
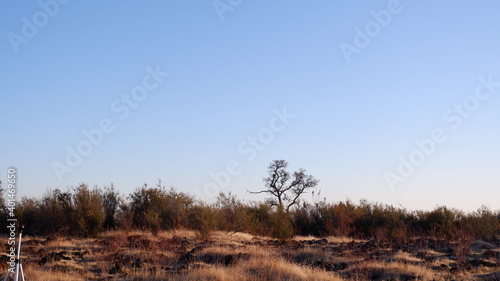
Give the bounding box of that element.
[14,228,23,281]
[19,264,25,281]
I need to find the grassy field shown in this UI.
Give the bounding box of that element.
[1,230,499,281]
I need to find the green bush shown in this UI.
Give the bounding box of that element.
[127,181,195,233]
[36,189,74,235]
[270,209,294,241]
[128,183,164,230]
[17,185,104,236]
[163,187,194,229]
[246,203,273,236]
[73,184,105,237]
[215,192,252,233]
[422,206,461,239]
[187,204,216,240]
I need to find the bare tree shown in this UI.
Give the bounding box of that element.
[250,160,319,213]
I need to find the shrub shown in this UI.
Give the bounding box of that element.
[270,209,294,241]
[215,192,252,233]
[162,187,194,229]
[329,201,356,237]
[128,183,167,233]
[313,201,356,237]
[187,204,216,239]
[463,205,498,241]
[246,203,273,236]
[293,202,319,236]
[422,206,461,239]
[15,197,39,234]
[73,184,105,237]
[127,181,194,233]
[6,180,500,241]
[116,201,135,232]
[36,189,74,235]
[100,184,121,230]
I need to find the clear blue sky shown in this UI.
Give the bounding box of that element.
[1,1,499,211]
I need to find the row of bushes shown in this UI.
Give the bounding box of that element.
[1,181,499,241]
[293,200,500,242]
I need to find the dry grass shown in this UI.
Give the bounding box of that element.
[12,263,90,281]
[169,256,343,281]
[293,235,366,244]
[346,261,435,281]
[393,250,424,263]
[1,230,499,281]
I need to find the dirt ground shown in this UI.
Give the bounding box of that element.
[1,230,499,280]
